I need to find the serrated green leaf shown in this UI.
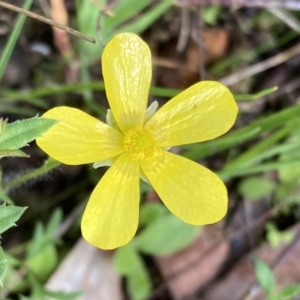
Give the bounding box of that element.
[135,213,200,255]
[238,176,275,200]
[276,284,300,299]
[0,117,57,150]
[254,258,275,295]
[0,206,26,234]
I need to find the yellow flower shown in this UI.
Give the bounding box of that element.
[36,33,238,250]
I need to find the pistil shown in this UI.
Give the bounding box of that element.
[123,126,159,160]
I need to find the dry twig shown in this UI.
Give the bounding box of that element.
[0,1,95,43]
[176,0,300,11]
[220,43,300,86]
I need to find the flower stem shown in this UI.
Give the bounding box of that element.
[3,157,60,192]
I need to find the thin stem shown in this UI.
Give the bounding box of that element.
[3,158,61,192]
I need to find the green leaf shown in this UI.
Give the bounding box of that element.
[28,272,47,299]
[127,265,151,300]
[183,103,300,160]
[114,0,173,35]
[0,191,13,204]
[254,258,275,295]
[0,119,7,135]
[0,149,28,159]
[44,208,63,238]
[43,289,82,300]
[102,0,152,34]
[27,244,58,282]
[0,0,33,81]
[0,117,57,150]
[26,210,62,281]
[113,243,151,300]
[113,243,140,275]
[101,0,172,45]
[278,132,300,183]
[266,223,294,248]
[139,203,168,226]
[77,0,102,64]
[238,176,275,200]
[219,159,300,180]
[28,272,79,299]
[0,247,7,287]
[203,6,222,25]
[223,125,294,171]
[28,209,62,258]
[19,296,31,300]
[135,213,200,255]
[234,86,278,101]
[2,253,27,292]
[276,284,300,299]
[0,205,27,234]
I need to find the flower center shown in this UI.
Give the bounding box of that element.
[123,126,159,160]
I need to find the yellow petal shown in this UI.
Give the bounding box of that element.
[81,153,140,249]
[102,33,152,133]
[141,150,228,225]
[145,81,238,147]
[36,106,124,165]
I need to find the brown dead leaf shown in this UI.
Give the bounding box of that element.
[50,0,74,60]
[201,223,300,300]
[46,239,122,300]
[154,197,270,300]
[155,225,229,300]
[154,28,229,89]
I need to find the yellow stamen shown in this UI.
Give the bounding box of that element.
[123,126,159,160]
